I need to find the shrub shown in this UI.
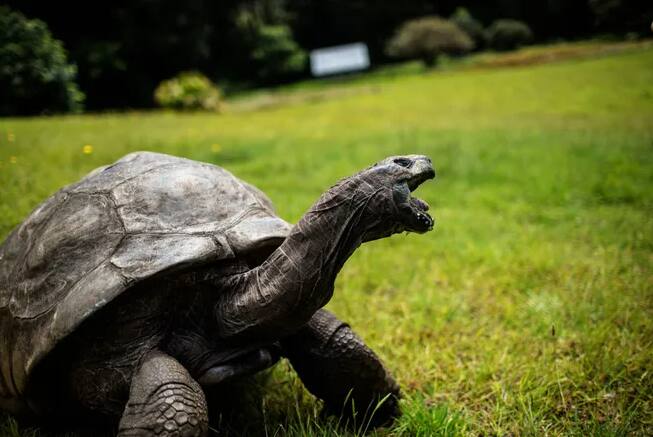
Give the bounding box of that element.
[0,6,84,116]
[251,25,307,81]
[450,7,486,50]
[386,16,474,67]
[154,72,222,111]
[486,19,533,51]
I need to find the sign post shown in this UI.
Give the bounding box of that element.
[310,43,370,77]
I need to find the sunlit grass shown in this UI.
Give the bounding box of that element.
[1,41,652,435]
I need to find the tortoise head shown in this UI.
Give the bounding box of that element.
[322,154,435,242]
[214,154,436,340]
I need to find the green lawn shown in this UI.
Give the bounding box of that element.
[1,42,652,436]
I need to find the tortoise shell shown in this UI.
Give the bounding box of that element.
[0,152,290,412]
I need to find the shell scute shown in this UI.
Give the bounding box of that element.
[8,192,123,319]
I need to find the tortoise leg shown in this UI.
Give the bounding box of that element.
[281,309,401,427]
[118,350,209,437]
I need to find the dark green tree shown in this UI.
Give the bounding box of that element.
[486,19,533,51]
[588,0,653,34]
[0,6,84,115]
[234,0,306,82]
[250,26,306,80]
[450,7,486,50]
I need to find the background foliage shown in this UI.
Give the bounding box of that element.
[450,8,486,51]
[0,6,84,116]
[386,16,474,67]
[154,71,222,111]
[2,0,651,110]
[486,19,534,52]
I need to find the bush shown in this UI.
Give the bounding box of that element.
[386,16,474,67]
[154,72,222,111]
[486,19,533,51]
[450,7,486,50]
[251,25,307,81]
[0,7,84,116]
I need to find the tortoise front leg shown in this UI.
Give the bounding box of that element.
[118,350,209,437]
[281,309,401,427]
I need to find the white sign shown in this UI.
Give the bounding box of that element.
[310,43,370,77]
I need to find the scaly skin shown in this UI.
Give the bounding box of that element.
[117,351,208,437]
[282,309,401,426]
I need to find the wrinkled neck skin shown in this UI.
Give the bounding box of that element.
[212,175,396,341]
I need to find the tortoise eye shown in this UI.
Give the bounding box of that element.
[393,158,412,168]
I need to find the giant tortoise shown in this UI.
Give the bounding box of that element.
[0,152,435,435]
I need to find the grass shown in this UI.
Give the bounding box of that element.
[1,40,652,435]
[226,39,652,112]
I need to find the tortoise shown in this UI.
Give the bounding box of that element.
[0,151,435,436]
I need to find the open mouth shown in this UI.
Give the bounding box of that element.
[397,170,435,233]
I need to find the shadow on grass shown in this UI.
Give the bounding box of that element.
[1,385,467,437]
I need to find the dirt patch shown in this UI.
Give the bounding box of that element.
[470,40,653,70]
[226,85,381,113]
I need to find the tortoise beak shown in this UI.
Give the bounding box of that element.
[398,155,435,233]
[406,156,435,190]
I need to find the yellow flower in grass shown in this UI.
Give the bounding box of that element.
[211,143,222,153]
[7,132,15,142]
[82,144,93,154]
[9,156,17,164]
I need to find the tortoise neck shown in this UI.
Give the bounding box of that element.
[278,180,371,296]
[215,177,374,340]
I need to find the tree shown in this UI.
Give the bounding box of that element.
[386,16,474,67]
[450,7,486,50]
[486,19,533,51]
[588,0,653,34]
[250,26,306,81]
[0,6,84,115]
[234,0,306,82]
